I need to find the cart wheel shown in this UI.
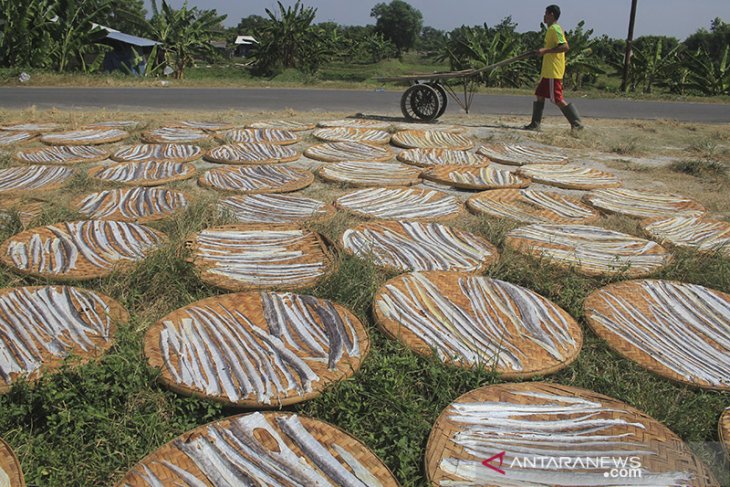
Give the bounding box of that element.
[400,84,441,122]
[428,82,448,119]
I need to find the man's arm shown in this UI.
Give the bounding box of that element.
[538,42,569,56]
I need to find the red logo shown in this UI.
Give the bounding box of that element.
[482,451,506,475]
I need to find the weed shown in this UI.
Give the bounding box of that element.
[608,136,641,155]
[670,159,727,177]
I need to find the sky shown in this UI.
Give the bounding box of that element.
[144,0,730,40]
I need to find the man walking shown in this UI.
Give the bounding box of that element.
[524,4,583,130]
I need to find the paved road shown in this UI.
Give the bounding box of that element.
[1,87,728,123]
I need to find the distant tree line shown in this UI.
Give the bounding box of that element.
[1,0,728,95]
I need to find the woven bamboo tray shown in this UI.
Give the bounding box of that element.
[219,194,336,224]
[374,271,582,375]
[0,165,73,196]
[505,224,673,277]
[188,224,334,291]
[111,144,202,163]
[220,128,299,146]
[15,145,109,165]
[335,187,463,222]
[141,127,211,144]
[423,165,529,190]
[248,120,316,131]
[584,279,730,390]
[199,165,314,194]
[71,187,188,223]
[1,122,61,132]
[204,143,300,165]
[171,120,239,131]
[397,148,489,168]
[426,382,718,487]
[318,161,422,187]
[87,161,196,186]
[0,131,35,146]
[117,412,398,486]
[40,128,129,146]
[317,118,393,130]
[83,120,141,130]
[145,291,369,406]
[0,197,44,227]
[720,408,730,456]
[313,127,392,145]
[304,141,393,162]
[467,189,599,224]
[584,188,706,219]
[477,143,569,166]
[0,220,167,281]
[641,215,730,257]
[0,285,128,393]
[517,164,622,190]
[0,437,24,487]
[393,122,465,133]
[391,130,474,150]
[343,221,499,273]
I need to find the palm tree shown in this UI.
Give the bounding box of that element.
[621,0,639,92]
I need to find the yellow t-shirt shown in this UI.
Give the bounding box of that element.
[540,24,567,79]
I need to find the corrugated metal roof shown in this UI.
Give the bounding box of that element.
[104,31,160,47]
[235,35,258,45]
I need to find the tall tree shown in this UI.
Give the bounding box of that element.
[94,0,147,36]
[148,0,226,79]
[236,14,267,35]
[370,0,422,56]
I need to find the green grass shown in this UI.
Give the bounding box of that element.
[0,198,727,485]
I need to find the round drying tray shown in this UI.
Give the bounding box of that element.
[40,128,129,146]
[0,220,167,281]
[335,187,463,222]
[187,224,334,291]
[477,142,569,166]
[423,165,529,190]
[584,279,730,390]
[71,187,188,223]
[1,122,62,132]
[220,128,300,146]
[517,164,622,190]
[583,188,706,219]
[141,127,211,144]
[317,118,393,130]
[313,127,391,145]
[145,291,368,406]
[391,130,474,150]
[304,141,393,163]
[248,120,316,131]
[466,189,599,224]
[15,145,109,165]
[0,285,127,393]
[374,271,582,375]
[116,412,398,486]
[0,437,25,487]
[204,143,300,165]
[219,193,336,225]
[342,221,499,273]
[426,382,718,486]
[0,165,73,196]
[397,148,489,168]
[720,408,730,457]
[87,161,197,186]
[0,131,35,146]
[111,144,202,163]
[641,215,730,257]
[318,161,422,187]
[505,224,672,277]
[199,165,314,194]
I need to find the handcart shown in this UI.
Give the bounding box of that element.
[377,51,533,122]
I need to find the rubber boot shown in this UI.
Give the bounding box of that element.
[560,103,584,130]
[523,100,544,130]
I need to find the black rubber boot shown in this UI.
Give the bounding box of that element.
[560,103,584,130]
[523,100,544,130]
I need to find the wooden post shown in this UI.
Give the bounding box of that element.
[621,0,639,92]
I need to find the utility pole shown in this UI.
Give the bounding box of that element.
[621,0,638,92]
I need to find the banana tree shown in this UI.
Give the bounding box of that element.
[564,21,605,90]
[684,45,730,95]
[0,0,57,68]
[148,0,226,79]
[53,0,114,73]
